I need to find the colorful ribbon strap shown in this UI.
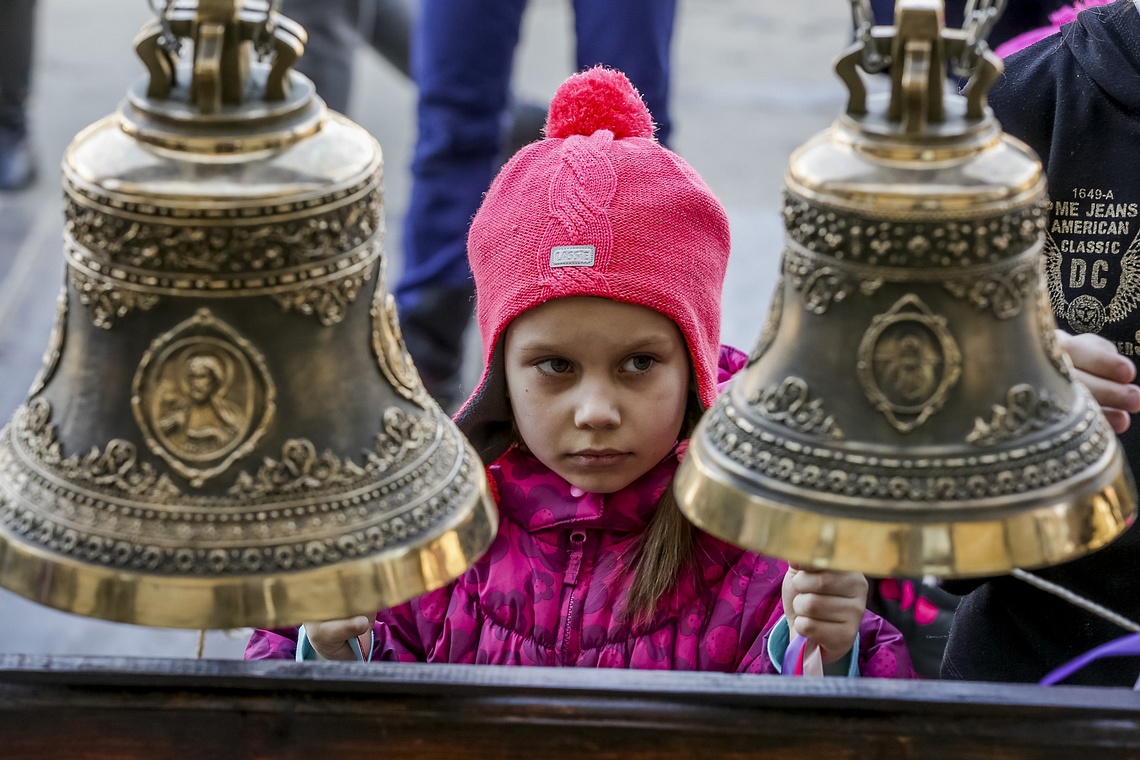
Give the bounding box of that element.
[1039,632,1140,689]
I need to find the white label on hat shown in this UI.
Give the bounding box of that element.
[550,245,596,268]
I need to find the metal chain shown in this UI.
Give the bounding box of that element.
[848,0,888,74]
[953,0,1008,78]
[253,0,284,61]
[148,0,183,56]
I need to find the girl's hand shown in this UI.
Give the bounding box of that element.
[1059,330,1140,433]
[302,614,376,660]
[781,565,867,665]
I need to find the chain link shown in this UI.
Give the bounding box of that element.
[848,0,1007,78]
[953,0,1008,78]
[149,0,183,56]
[253,0,284,61]
[849,0,888,74]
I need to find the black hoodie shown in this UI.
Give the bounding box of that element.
[941,0,1140,687]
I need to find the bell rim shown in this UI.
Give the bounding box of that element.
[675,432,1136,579]
[0,469,498,630]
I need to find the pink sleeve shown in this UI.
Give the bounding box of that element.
[855,611,918,679]
[245,627,299,660]
[243,588,455,663]
[370,588,455,662]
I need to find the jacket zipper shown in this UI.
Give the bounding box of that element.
[558,530,587,665]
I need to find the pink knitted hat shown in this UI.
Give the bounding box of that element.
[455,67,732,462]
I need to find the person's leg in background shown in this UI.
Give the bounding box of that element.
[280,0,367,113]
[363,0,414,79]
[573,0,677,147]
[397,0,527,411]
[0,0,37,191]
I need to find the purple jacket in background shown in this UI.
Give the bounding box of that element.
[247,347,915,677]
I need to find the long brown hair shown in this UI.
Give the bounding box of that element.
[621,389,705,625]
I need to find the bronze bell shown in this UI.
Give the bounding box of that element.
[676,0,1136,577]
[0,0,497,628]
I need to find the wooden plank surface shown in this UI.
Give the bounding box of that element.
[1,655,1139,759]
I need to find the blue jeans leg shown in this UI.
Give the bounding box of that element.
[396,0,526,405]
[572,0,677,145]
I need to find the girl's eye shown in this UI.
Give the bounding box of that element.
[623,355,656,373]
[536,357,573,374]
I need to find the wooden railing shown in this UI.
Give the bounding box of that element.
[1,655,1139,758]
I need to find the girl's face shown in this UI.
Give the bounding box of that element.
[504,296,691,494]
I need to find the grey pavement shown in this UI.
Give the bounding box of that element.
[0,0,853,658]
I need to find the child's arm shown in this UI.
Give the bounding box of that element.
[1059,330,1140,433]
[780,565,868,667]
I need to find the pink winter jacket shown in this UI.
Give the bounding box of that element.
[246,348,915,677]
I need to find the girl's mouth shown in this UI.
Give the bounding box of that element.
[568,450,632,468]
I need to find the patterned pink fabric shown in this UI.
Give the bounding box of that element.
[247,349,914,677]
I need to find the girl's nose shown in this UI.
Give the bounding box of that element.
[573,383,621,429]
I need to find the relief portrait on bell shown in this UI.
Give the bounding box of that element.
[872,325,943,407]
[149,341,255,463]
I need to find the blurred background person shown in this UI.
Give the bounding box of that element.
[869,0,1063,51]
[397,0,679,411]
[281,0,413,114]
[0,0,37,191]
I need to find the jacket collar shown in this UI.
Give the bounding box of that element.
[489,443,684,533]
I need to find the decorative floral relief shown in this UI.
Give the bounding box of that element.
[747,377,844,441]
[371,262,429,404]
[70,269,159,330]
[16,398,181,500]
[782,192,1047,268]
[942,259,1037,319]
[228,407,434,498]
[1036,278,1073,379]
[271,260,374,326]
[702,385,1109,503]
[783,247,882,314]
[0,396,466,577]
[748,278,784,366]
[64,181,381,274]
[967,385,1071,447]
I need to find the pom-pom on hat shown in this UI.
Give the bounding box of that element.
[456,67,732,463]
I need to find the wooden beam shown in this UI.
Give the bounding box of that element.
[1,655,1138,759]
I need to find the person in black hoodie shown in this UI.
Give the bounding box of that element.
[870,0,1067,49]
[941,0,1140,687]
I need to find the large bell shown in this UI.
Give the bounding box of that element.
[0,0,496,628]
[676,0,1135,577]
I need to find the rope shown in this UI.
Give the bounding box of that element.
[1012,568,1140,634]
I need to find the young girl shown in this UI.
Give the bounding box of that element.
[246,67,914,677]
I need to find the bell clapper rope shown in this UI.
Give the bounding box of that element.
[196,629,206,659]
[1011,568,1140,634]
